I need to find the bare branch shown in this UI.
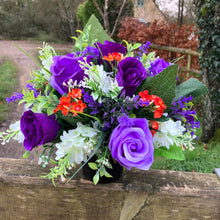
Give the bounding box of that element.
[92,0,104,17]
[92,0,110,34]
[110,0,127,37]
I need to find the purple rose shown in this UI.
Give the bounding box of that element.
[96,40,127,57]
[50,53,86,95]
[116,57,147,97]
[109,115,154,170]
[148,58,172,77]
[20,110,62,151]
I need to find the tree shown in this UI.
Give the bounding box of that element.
[194,0,220,142]
[178,0,184,26]
[76,0,134,38]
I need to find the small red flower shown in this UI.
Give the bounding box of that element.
[139,90,151,106]
[139,90,166,118]
[150,121,159,137]
[151,95,166,118]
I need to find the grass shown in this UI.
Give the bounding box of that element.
[0,60,18,123]
[151,125,220,173]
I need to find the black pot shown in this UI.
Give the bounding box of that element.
[82,156,123,184]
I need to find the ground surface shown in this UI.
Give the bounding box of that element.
[0,40,72,160]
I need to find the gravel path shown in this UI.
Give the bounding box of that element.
[0,40,72,161]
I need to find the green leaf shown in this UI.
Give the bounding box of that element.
[81,15,112,45]
[23,151,30,159]
[88,162,98,170]
[175,78,207,100]
[93,172,100,185]
[154,144,185,161]
[136,65,178,111]
[47,107,55,116]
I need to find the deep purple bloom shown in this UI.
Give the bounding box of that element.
[96,40,127,57]
[109,115,154,170]
[50,54,86,95]
[20,110,62,151]
[82,45,100,62]
[148,58,172,77]
[116,57,147,97]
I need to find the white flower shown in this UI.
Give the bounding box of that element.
[55,122,100,165]
[153,119,186,149]
[9,121,24,144]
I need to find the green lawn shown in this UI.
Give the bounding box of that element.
[152,126,220,173]
[0,60,18,123]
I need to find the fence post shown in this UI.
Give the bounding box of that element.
[187,54,192,77]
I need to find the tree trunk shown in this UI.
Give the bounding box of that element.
[194,0,220,142]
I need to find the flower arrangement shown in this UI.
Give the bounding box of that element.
[0,16,206,185]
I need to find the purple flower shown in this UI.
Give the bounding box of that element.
[95,40,127,57]
[20,110,62,151]
[6,92,24,103]
[116,57,147,97]
[50,54,86,95]
[82,45,100,62]
[169,96,200,137]
[136,41,151,58]
[109,115,154,170]
[26,84,40,98]
[148,58,172,77]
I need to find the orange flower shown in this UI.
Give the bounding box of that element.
[103,52,124,62]
[53,89,86,116]
[67,88,82,99]
[53,96,71,116]
[70,100,87,116]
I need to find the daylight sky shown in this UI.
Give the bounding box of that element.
[156,0,182,16]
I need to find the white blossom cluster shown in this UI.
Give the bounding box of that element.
[153,118,195,150]
[0,121,24,145]
[55,122,100,165]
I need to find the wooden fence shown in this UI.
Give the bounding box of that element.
[0,158,219,220]
[149,43,200,76]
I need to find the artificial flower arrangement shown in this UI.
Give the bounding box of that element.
[0,16,206,185]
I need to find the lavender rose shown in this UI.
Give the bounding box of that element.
[50,53,86,95]
[109,115,154,170]
[116,57,147,97]
[20,110,62,151]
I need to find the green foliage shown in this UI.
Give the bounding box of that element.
[175,78,207,100]
[152,141,220,173]
[154,144,185,161]
[88,156,113,185]
[74,15,112,50]
[194,0,220,138]
[0,60,18,123]
[43,153,74,186]
[136,65,178,111]
[76,0,134,36]
[0,0,82,41]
